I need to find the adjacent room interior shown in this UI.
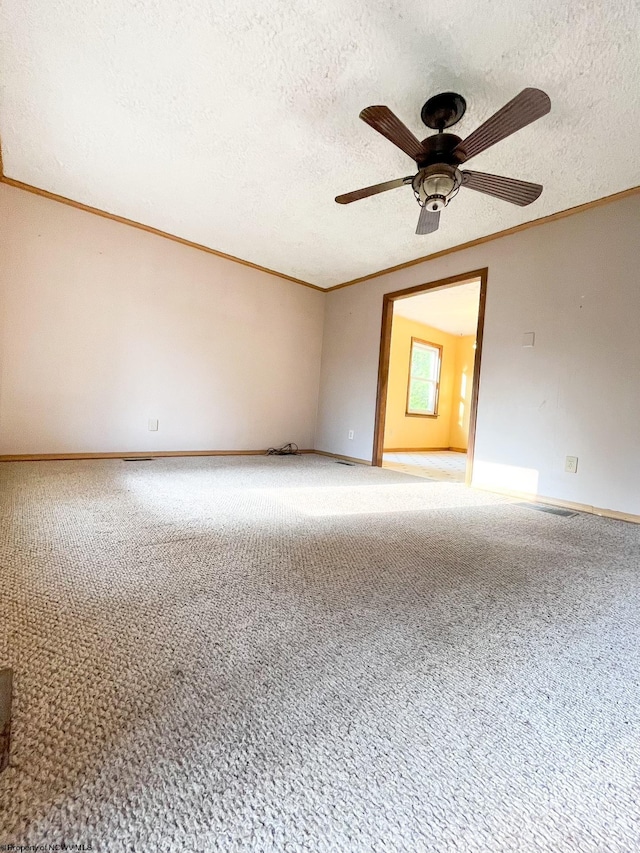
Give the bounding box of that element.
[1,2,640,851]
[381,277,481,482]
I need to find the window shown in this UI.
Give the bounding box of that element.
[406,338,442,417]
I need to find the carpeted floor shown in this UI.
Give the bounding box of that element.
[1,454,640,852]
[383,451,467,482]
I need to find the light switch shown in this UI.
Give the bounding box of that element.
[522,332,535,348]
[148,418,159,432]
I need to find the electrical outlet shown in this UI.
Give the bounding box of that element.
[565,456,578,474]
[148,418,159,432]
[348,430,354,440]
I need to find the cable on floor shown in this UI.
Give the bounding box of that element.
[266,443,299,456]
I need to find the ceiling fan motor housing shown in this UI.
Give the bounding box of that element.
[418,132,464,168]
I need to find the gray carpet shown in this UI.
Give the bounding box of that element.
[1,454,640,852]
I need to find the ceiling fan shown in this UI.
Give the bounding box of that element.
[335,88,551,234]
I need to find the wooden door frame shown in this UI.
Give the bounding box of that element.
[372,267,488,486]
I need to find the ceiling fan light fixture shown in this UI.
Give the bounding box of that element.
[424,170,456,197]
[412,164,461,211]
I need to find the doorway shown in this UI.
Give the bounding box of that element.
[373,269,487,485]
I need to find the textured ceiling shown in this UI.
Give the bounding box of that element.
[394,280,481,336]
[1,1,639,288]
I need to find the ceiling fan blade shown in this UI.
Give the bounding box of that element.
[461,170,543,206]
[335,176,412,205]
[416,206,440,235]
[453,88,550,162]
[360,106,425,161]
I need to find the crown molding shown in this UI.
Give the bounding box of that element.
[2,131,638,295]
[0,172,324,292]
[326,185,640,291]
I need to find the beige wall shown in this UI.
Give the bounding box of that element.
[4,180,640,517]
[316,194,640,516]
[383,316,457,450]
[0,184,324,454]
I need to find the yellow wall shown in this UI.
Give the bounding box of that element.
[383,315,456,450]
[383,314,475,451]
[449,335,476,452]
